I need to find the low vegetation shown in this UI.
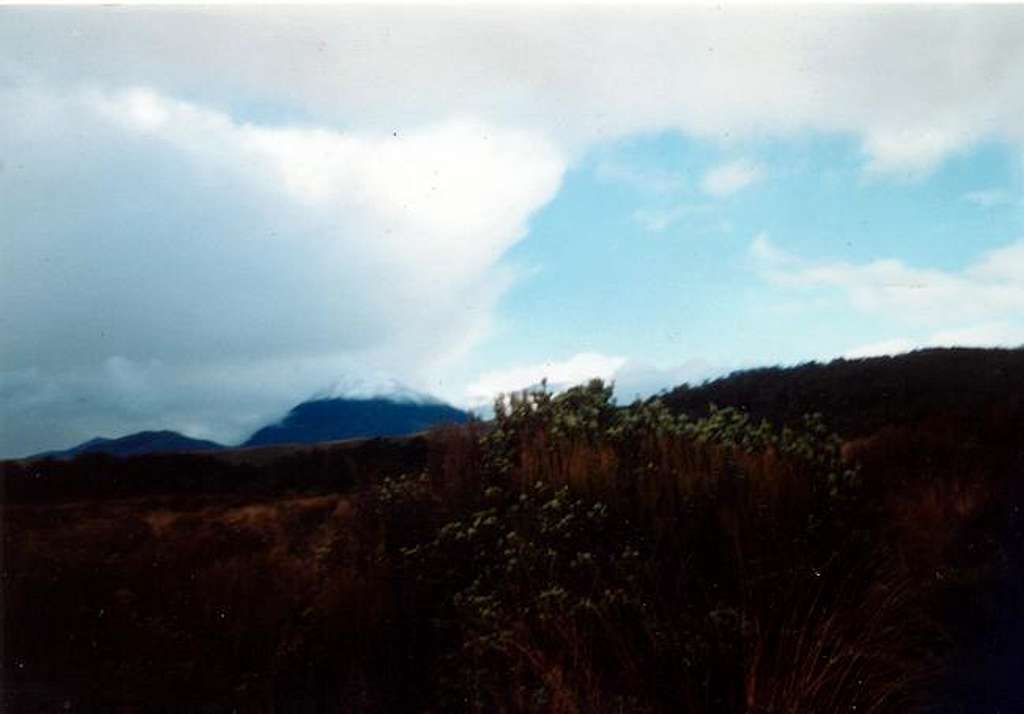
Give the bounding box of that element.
[3,349,1023,712]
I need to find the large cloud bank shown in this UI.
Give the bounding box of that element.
[6,7,1022,171]
[0,81,565,454]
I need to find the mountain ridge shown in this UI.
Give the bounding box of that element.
[662,346,1024,437]
[242,395,471,447]
[33,430,224,460]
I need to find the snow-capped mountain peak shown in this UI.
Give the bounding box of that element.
[312,375,445,406]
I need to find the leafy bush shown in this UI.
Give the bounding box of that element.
[401,480,657,711]
[355,380,918,712]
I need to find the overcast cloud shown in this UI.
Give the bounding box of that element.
[0,76,565,453]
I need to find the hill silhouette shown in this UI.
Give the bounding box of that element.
[243,396,471,447]
[32,430,224,460]
[663,346,1024,437]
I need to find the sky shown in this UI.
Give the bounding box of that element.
[2,5,1024,457]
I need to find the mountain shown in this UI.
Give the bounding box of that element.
[243,395,471,447]
[34,430,224,460]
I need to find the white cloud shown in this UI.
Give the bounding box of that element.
[926,322,1024,348]
[465,353,628,406]
[751,235,1024,327]
[4,7,1024,176]
[463,353,721,410]
[749,232,791,264]
[963,188,1014,208]
[754,236,1024,361]
[0,82,565,455]
[845,323,1024,359]
[862,126,969,179]
[611,358,721,401]
[632,204,714,233]
[89,87,564,280]
[594,158,687,195]
[701,159,764,197]
[843,338,917,359]
[633,208,677,234]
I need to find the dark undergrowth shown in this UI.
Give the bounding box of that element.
[4,365,1024,712]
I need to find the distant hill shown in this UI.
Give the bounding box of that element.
[662,346,1024,437]
[34,430,224,460]
[243,396,471,447]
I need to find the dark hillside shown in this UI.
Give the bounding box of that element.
[33,430,224,460]
[663,347,1024,437]
[244,397,471,447]
[2,435,433,504]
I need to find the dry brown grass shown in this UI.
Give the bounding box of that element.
[4,398,1019,712]
[2,489,404,711]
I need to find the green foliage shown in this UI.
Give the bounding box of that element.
[488,379,844,457]
[363,380,876,711]
[485,379,857,499]
[483,379,619,476]
[401,480,654,708]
